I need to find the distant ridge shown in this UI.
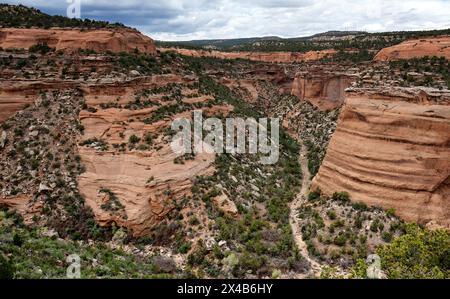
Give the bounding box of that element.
[157,28,450,52]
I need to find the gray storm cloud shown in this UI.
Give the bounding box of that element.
[4,0,450,40]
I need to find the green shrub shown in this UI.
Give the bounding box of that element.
[370,219,381,233]
[13,233,23,247]
[377,224,450,279]
[333,233,347,246]
[326,209,337,220]
[0,253,14,279]
[144,133,153,145]
[352,202,368,211]
[386,208,396,217]
[178,242,191,254]
[332,192,350,202]
[29,43,55,55]
[188,216,200,226]
[308,190,321,202]
[128,135,140,144]
[382,231,393,242]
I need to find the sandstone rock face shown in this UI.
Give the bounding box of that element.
[78,144,215,236]
[77,103,233,236]
[374,36,450,61]
[213,63,357,111]
[0,80,75,123]
[0,75,190,124]
[312,88,450,229]
[213,194,238,218]
[82,74,195,106]
[0,28,157,54]
[216,65,293,103]
[159,47,336,63]
[291,72,357,110]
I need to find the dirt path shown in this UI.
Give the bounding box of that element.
[289,139,322,277]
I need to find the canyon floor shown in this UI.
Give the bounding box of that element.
[289,140,322,277]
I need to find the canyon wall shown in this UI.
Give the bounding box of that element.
[159,47,336,63]
[0,28,157,54]
[291,72,357,110]
[77,109,216,236]
[374,36,450,61]
[0,80,79,123]
[312,88,450,229]
[0,75,191,123]
[211,64,357,110]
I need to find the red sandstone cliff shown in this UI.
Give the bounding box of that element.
[374,36,450,61]
[311,87,450,229]
[291,72,357,110]
[0,28,157,54]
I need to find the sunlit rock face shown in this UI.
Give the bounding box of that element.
[0,28,157,54]
[291,72,357,110]
[312,88,450,229]
[374,37,450,61]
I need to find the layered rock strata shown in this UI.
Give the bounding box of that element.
[312,87,450,229]
[291,71,358,110]
[374,36,450,61]
[159,47,336,63]
[0,28,157,54]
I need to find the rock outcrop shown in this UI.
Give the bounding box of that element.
[291,71,357,110]
[0,75,191,124]
[374,36,450,61]
[77,94,233,236]
[0,28,157,54]
[0,79,82,123]
[159,47,336,63]
[312,87,450,229]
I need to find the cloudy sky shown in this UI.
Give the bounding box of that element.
[4,0,450,40]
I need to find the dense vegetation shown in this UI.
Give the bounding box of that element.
[0,4,126,29]
[113,51,178,75]
[298,190,405,269]
[352,224,450,279]
[320,49,375,63]
[0,209,173,278]
[388,56,450,89]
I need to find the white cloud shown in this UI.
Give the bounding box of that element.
[4,0,450,40]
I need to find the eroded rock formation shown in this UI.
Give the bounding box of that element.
[0,28,157,54]
[291,71,358,110]
[159,47,336,63]
[312,87,450,229]
[0,80,79,123]
[0,75,192,124]
[374,36,450,61]
[76,87,233,236]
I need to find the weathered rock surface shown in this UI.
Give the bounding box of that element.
[0,28,157,54]
[160,47,336,63]
[0,75,191,124]
[312,87,450,229]
[78,105,232,236]
[82,74,196,106]
[374,36,450,61]
[291,71,357,110]
[0,80,77,123]
[213,193,238,218]
[78,144,215,236]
